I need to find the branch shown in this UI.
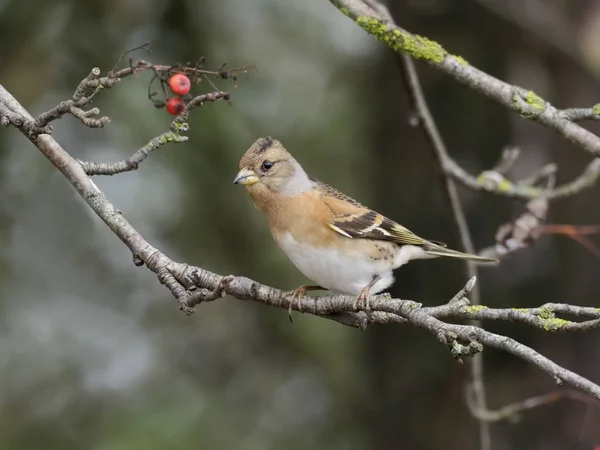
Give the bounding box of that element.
[80,91,230,176]
[448,156,600,200]
[155,267,600,401]
[329,0,600,158]
[559,107,600,122]
[80,130,189,175]
[479,196,548,260]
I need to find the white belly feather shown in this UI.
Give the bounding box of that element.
[276,233,396,296]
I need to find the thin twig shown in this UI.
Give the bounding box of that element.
[479,196,548,260]
[467,387,600,422]
[3,55,242,139]
[559,108,600,122]
[72,67,101,101]
[447,157,600,200]
[80,130,189,175]
[80,91,230,176]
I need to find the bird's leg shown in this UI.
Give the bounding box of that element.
[286,285,324,321]
[354,275,381,311]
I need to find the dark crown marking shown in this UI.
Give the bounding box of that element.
[257,137,274,153]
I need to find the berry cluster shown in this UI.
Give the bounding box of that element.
[165,73,191,115]
[141,58,254,116]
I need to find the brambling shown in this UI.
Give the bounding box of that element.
[234,137,497,315]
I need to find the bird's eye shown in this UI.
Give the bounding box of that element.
[261,160,274,172]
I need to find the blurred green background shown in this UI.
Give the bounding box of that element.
[1,0,600,449]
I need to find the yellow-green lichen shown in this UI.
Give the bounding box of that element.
[540,317,571,331]
[513,308,530,314]
[476,173,485,184]
[172,122,188,133]
[340,7,349,16]
[476,173,513,192]
[158,132,182,144]
[537,306,572,331]
[497,179,512,191]
[355,17,447,63]
[525,91,545,110]
[512,93,522,112]
[523,186,540,197]
[512,90,546,118]
[453,55,469,66]
[538,306,554,320]
[593,103,600,116]
[466,305,488,314]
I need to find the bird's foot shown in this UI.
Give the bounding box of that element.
[354,286,372,311]
[353,274,381,311]
[285,285,323,322]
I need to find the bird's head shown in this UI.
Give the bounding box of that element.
[233,137,311,196]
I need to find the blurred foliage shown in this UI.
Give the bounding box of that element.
[1,0,600,449]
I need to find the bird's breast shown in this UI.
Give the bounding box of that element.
[274,232,395,296]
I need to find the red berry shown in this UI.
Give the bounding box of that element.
[168,73,191,95]
[166,97,185,115]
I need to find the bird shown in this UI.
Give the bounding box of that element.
[233,137,498,316]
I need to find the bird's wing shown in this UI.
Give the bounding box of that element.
[310,177,365,207]
[314,179,446,247]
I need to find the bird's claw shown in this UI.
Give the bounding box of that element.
[285,285,324,322]
[286,286,309,321]
[354,287,372,311]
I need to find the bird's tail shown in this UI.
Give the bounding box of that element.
[423,244,498,264]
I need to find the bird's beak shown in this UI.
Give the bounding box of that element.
[233,168,259,186]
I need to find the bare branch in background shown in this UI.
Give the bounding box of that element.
[448,155,600,200]
[542,224,600,258]
[479,196,548,260]
[467,388,600,423]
